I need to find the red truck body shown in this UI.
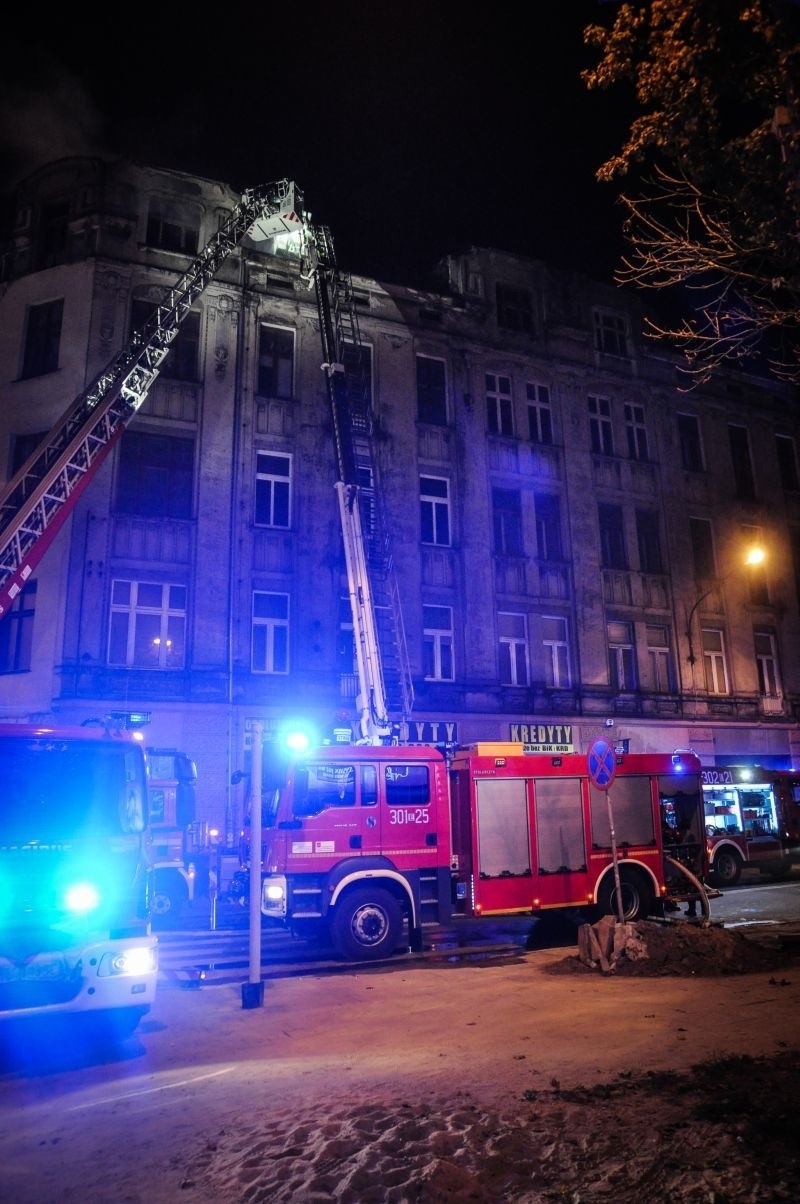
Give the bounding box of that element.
[260,743,706,959]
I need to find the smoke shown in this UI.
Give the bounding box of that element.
[0,48,107,184]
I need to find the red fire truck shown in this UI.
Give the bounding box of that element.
[703,765,800,886]
[260,743,706,959]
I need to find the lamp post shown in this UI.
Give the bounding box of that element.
[684,545,766,670]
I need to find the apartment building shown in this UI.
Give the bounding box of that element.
[2,156,799,837]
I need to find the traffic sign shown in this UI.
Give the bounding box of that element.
[587,739,617,791]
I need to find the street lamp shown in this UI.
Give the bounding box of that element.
[685,545,766,667]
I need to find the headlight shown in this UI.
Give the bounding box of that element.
[64,881,102,914]
[264,883,285,901]
[98,945,158,977]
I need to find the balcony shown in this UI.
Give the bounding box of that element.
[760,694,784,716]
[111,515,192,564]
[602,569,633,606]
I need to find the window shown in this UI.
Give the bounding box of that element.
[542,615,570,687]
[499,612,529,686]
[257,326,294,399]
[420,476,451,546]
[116,431,194,519]
[646,624,674,692]
[416,355,447,424]
[754,630,781,697]
[636,509,663,574]
[145,199,199,254]
[775,435,799,492]
[492,487,523,556]
[608,620,636,691]
[0,580,36,673]
[496,283,532,333]
[588,395,614,455]
[689,517,716,582]
[252,591,289,673]
[385,764,430,807]
[486,373,513,436]
[130,299,199,382]
[295,764,356,812]
[534,493,562,562]
[677,413,704,473]
[598,503,627,570]
[35,201,70,270]
[21,299,63,378]
[625,404,649,461]
[255,451,291,528]
[108,580,186,668]
[527,382,553,444]
[741,523,769,604]
[343,342,373,407]
[728,425,756,500]
[701,627,729,694]
[423,605,454,680]
[593,310,628,357]
[10,430,47,476]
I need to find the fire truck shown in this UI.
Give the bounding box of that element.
[259,743,707,960]
[0,723,157,1032]
[146,747,218,918]
[703,765,800,886]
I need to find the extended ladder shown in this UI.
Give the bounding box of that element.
[0,179,303,618]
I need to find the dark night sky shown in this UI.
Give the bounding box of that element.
[0,2,632,288]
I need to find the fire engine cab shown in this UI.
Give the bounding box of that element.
[703,765,800,885]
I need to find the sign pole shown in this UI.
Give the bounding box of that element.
[587,738,625,925]
[606,787,625,925]
[242,719,264,1008]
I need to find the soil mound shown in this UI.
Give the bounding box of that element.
[547,919,800,977]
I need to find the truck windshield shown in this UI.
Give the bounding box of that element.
[0,737,146,841]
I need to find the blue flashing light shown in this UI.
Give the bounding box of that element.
[64,881,101,914]
[285,729,311,753]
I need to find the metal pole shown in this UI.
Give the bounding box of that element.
[242,719,264,1008]
[606,787,625,925]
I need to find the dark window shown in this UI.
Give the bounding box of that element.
[385,764,430,806]
[115,431,194,519]
[636,509,663,574]
[257,326,294,399]
[728,425,756,500]
[689,518,716,581]
[492,487,524,556]
[21,299,63,378]
[130,299,199,382]
[416,355,447,424]
[10,430,47,477]
[145,201,199,254]
[534,493,562,561]
[527,382,552,444]
[420,476,450,546]
[593,311,628,357]
[255,452,291,527]
[0,580,36,673]
[608,620,636,690]
[295,763,356,812]
[588,395,614,455]
[625,404,649,461]
[677,414,704,472]
[776,435,799,492]
[486,373,513,435]
[343,342,372,407]
[598,503,627,570]
[496,283,533,333]
[35,202,69,270]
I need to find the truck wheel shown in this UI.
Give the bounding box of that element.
[710,850,742,887]
[151,873,187,919]
[330,887,404,961]
[597,870,653,922]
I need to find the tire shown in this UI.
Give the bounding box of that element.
[710,849,742,887]
[330,887,404,961]
[151,872,188,919]
[596,869,653,922]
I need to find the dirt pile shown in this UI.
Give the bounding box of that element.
[551,919,800,978]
